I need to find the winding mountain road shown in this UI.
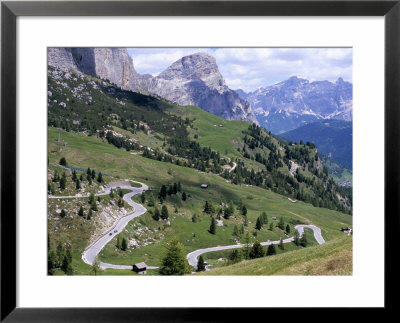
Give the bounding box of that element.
[81,182,157,270]
[186,224,325,268]
[50,179,326,272]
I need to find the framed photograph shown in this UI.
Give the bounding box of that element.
[1,0,398,320]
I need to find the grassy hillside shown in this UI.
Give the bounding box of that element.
[48,127,352,275]
[198,236,352,275]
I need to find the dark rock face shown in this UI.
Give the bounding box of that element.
[48,48,140,91]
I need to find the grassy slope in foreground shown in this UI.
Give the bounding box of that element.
[199,236,352,275]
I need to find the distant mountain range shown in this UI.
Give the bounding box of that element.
[280,119,352,169]
[48,48,257,124]
[236,76,352,134]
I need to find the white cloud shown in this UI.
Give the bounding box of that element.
[128,47,352,92]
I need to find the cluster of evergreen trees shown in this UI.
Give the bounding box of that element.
[239,125,352,214]
[49,170,67,192]
[48,239,73,275]
[255,212,268,230]
[116,235,128,251]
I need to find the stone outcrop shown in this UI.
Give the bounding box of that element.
[48,49,257,123]
[138,52,258,123]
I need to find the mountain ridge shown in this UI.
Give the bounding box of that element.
[237,76,352,134]
[48,48,257,124]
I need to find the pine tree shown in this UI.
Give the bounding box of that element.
[48,250,57,275]
[197,255,206,272]
[249,240,264,259]
[161,205,169,220]
[227,201,235,217]
[88,192,95,204]
[59,157,67,166]
[241,205,247,216]
[266,244,276,256]
[61,255,73,275]
[97,172,103,183]
[121,238,128,251]
[87,167,91,176]
[87,209,92,220]
[278,217,285,230]
[159,185,167,199]
[71,170,77,181]
[209,217,216,234]
[140,193,146,203]
[91,199,97,211]
[204,200,213,215]
[285,224,291,234]
[59,172,66,190]
[300,232,308,247]
[75,178,80,190]
[229,249,241,264]
[255,217,263,230]
[177,182,182,192]
[52,170,59,182]
[60,209,66,218]
[78,206,84,217]
[269,222,274,231]
[223,207,230,219]
[153,207,160,221]
[118,189,123,198]
[91,169,96,179]
[182,192,187,201]
[159,236,191,275]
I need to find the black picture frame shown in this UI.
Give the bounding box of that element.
[1,0,398,321]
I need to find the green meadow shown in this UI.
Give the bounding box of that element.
[48,126,352,275]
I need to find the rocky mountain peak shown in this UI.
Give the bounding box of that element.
[158,52,226,92]
[138,52,257,124]
[49,48,257,124]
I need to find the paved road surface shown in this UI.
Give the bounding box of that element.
[186,224,325,268]
[49,179,325,272]
[80,182,162,270]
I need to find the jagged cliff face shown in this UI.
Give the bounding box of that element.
[48,49,257,124]
[48,48,140,91]
[138,53,258,124]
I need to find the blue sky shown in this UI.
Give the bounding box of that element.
[128,48,352,92]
